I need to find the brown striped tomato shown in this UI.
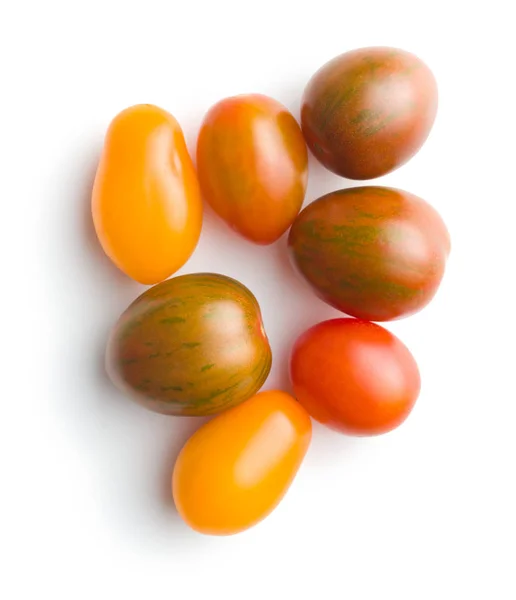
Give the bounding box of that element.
[301,47,438,180]
[288,186,450,321]
[106,273,272,416]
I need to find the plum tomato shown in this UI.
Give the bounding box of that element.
[197,94,308,244]
[92,104,202,284]
[173,390,312,535]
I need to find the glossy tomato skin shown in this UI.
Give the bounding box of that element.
[197,94,308,244]
[290,319,420,436]
[92,104,202,284]
[106,273,271,416]
[173,390,312,535]
[288,186,450,321]
[301,47,438,180]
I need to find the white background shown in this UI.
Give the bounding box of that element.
[2,1,515,598]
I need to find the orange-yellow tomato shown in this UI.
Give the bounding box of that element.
[172,390,312,535]
[92,104,203,285]
[196,94,308,244]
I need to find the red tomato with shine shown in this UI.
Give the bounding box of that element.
[290,319,421,436]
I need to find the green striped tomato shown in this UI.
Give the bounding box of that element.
[106,273,272,416]
[301,47,438,180]
[288,186,450,321]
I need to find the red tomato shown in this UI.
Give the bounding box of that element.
[290,319,421,436]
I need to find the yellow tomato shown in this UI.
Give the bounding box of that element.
[92,104,203,285]
[172,390,312,535]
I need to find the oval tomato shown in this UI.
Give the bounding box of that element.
[106,273,272,416]
[301,47,438,180]
[173,390,312,535]
[92,104,203,284]
[288,186,450,321]
[290,319,421,436]
[196,94,308,244]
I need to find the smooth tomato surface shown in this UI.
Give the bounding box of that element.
[197,94,308,244]
[173,390,312,535]
[92,104,202,284]
[290,319,420,436]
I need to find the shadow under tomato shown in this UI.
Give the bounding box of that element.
[201,197,240,243]
[79,147,142,395]
[76,143,218,546]
[50,142,160,541]
[82,154,136,288]
[265,233,342,395]
[159,415,211,511]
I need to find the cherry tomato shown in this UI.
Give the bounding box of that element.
[288,186,451,321]
[290,319,421,436]
[301,47,438,180]
[92,104,202,285]
[196,94,308,244]
[172,390,312,535]
[106,273,272,416]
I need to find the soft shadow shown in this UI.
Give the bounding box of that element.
[201,198,239,245]
[262,234,341,394]
[276,83,304,120]
[49,141,158,546]
[274,81,359,203]
[307,420,361,469]
[82,151,136,287]
[179,108,204,167]
[64,139,220,547]
[76,144,141,399]
[159,415,210,510]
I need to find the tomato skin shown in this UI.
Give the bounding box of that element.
[290,319,420,436]
[92,104,203,285]
[301,47,438,180]
[172,390,312,535]
[196,94,308,244]
[288,186,450,321]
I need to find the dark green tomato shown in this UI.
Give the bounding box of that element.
[288,187,450,321]
[301,47,438,180]
[106,273,272,416]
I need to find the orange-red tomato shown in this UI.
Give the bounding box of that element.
[290,319,421,436]
[172,390,312,535]
[196,94,308,244]
[92,104,203,285]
